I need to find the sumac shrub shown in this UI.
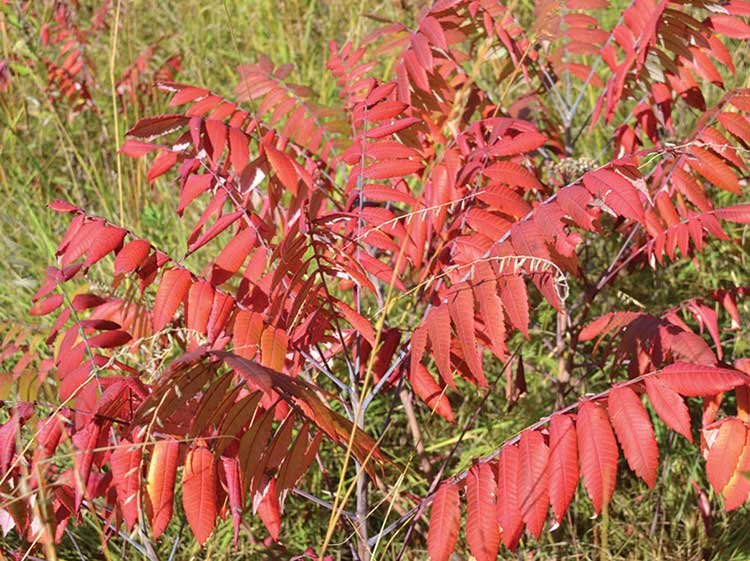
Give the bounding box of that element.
[2,0,750,559]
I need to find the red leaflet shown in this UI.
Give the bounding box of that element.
[472,263,506,359]
[483,161,543,191]
[644,376,693,442]
[427,305,455,389]
[186,281,214,334]
[706,419,746,496]
[182,445,217,545]
[336,300,376,345]
[115,240,151,275]
[211,227,256,284]
[232,310,264,360]
[264,143,299,195]
[29,293,64,316]
[363,159,423,180]
[427,482,460,561]
[608,387,658,488]
[716,204,750,224]
[656,362,745,397]
[721,427,750,511]
[410,363,454,423]
[518,430,549,539]
[86,330,131,349]
[126,114,188,139]
[84,226,126,268]
[689,146,742,195]
[548,414,579,523]
[577,401,618,514]
[221,456,243,545]
[465,463,499,561]
[260,326,288,372]
[255,478,281,541]
[72,423,100,511]
[147,438,180,538]
[583,169,645,222]
[498,275,529,338]
[152,268,192,331]
[110,439,142,530]
[496,444,523,550]
[48,199,79,213]
[447,284,485,387]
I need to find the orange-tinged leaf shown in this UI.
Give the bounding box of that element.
[706,418,746,497]
[153,268,192,332]
[427,482,460,561]
[147,439,179,538]
[608,386,658,488]
[722,428,750,511]
[186,281,214,334]
[466,463,499,561]
[548,414,578,523]
[182,445,217,545]
[233,310,264,360]
[518,430,549,539]
[577,401,618,514]
[689,146,742,195]
[260,327,288,372]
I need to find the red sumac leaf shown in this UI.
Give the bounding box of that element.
[427,482,460,561]
[152,268,192,332]
[260,327,288,372]
[577,401,618,514]
[548,414,578,523]
[30,293,64,316]
[147,438,180,538]
[496,444,523,550]
[110,439,142,530]
[264,143,299,195]
[657,362,745,397]
[706,419,747,503]
[115,240,151,275]
[644,376,693,442]
[518,430,549,539]
[466,463,499,561]
[722,427,750,511]
[182,445,217,545]
[608,386,658,488]
[363,159,423,180]
[84,226,126,268]
[410,363,454,423]
[498,275,529,338]
[48,200,79,213]
[447,283,485,386]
